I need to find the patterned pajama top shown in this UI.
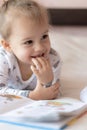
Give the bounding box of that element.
[0,46,61,97]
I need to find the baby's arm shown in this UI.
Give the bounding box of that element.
[29,81,60,100]
[0,68,30,97]
[0,87,29,97]
[0,54,30,97]
[0,55,56,99]
[29,49,61,100]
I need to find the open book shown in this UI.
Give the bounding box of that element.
[0,94,87,130]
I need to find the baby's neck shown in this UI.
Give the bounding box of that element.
[21,69,33,81]
[18,61,33,81]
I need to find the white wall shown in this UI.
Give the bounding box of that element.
[35,0,87,9]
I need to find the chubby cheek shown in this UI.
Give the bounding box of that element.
[17,51,32,64]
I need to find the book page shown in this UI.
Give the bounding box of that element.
[0,95,34,114]
[1,97,87,121]
[0,97,87,130]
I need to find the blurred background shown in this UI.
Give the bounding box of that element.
[35,0,87,25]
[35,0,87,8]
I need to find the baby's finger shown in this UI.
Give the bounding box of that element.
[31,65,39,75]
[52,82,60,87]
[32,58,42,69]
[36,57,47,67]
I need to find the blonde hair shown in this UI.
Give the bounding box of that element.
[0,0,49,41]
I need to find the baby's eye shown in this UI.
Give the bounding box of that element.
[24,40,33,45]
[42,34,48,40]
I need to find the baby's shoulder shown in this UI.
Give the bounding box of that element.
[0,47,10,63]
[0,46,7,56]
[0,46,16,67]
[49,48,61,67]
[49,48,58,56]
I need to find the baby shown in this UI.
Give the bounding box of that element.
[0,0,61,100]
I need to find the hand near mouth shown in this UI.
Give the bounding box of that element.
[31,57,54,85]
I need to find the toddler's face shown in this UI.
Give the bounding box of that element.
[8,16,51,66]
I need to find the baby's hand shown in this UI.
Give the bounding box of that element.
[31,57,54,85]
[29,81,60,100]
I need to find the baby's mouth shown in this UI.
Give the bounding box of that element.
[31,53,45,58]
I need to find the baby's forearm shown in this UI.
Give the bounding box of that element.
[0,87,29,97]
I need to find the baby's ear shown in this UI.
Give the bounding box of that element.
[1,39,11,52]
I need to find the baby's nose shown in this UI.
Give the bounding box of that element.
[35,43,44,52]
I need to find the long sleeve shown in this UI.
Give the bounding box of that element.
[0,87,29,97]
[0,55,30,97]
